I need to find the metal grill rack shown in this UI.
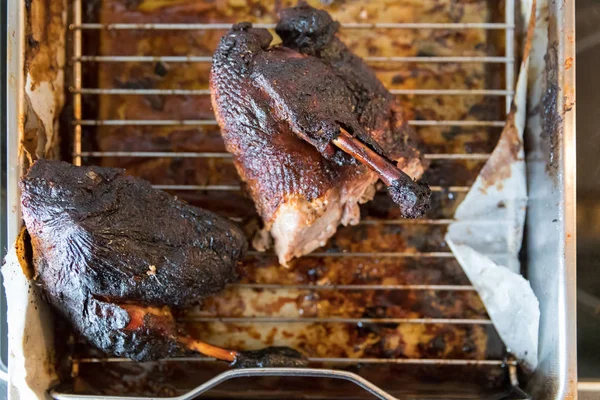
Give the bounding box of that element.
[60,0,521,398]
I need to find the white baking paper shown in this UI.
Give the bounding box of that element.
[2,242,58,400]
[445,0,540,371]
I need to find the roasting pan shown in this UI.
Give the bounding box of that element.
[5,0,576,399]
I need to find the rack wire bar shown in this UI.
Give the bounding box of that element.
[424,153,491,160]
[225,217,504,226]
[73,55,512,63]
[355,218,508,225]
[72,0,82,166]
[72,357,514,366]
[226,283,476,291]
[223,217,505,225]
[179,317,493,325]
[225,216,504,226]
[505,0,516,112]
[70,87,514,96]
[357,218,453,225]
[70,22,514,30]
[74,151,233,158]
[241,251,508,259]
[151,184,473,192]
[73,151,491,161]
[72,119,506,127]
[228,217,496,225]
[246,251,454,257]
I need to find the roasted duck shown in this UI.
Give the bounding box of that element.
[20,160,306,366]
[211,3,430,265]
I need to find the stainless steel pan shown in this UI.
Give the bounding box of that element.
[5,0,576,398]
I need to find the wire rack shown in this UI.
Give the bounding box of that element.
[60,0,520,399]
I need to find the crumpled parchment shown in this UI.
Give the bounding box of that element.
[2,231,58,400]
[445,0,540,371]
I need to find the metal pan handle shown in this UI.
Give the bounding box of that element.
[50,368,398,400]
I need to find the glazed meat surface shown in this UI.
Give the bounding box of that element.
[20,160,247,361]
[210,4,427,265]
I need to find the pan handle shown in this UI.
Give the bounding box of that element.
[50,368,398,400]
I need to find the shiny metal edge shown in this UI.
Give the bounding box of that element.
[7,0,25,246]
[560,0,578,396]
[525,0,577,399]
[3,0,25,386]
[50,368,398,400]
[554,0,577,397]
[578,381,600,392]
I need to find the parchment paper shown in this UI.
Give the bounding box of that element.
[3,235,58,400]
[445,0,540,371]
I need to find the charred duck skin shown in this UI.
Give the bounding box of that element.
[210,4,430,264]
[20,160,307,367]
[275,2,426,176]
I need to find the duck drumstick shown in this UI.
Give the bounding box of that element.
[332,129,431,218]
[179,336,308,368]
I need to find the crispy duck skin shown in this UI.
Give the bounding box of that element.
[276,2,425,175]
[210,5,429,264]
[21,160,307,366]
[21,160,261,362]
[210,24,376,265]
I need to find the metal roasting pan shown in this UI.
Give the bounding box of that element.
[5,0,576,399]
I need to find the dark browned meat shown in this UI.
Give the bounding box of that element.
[276,2,423,168]
[210,5,429,265]
[20,160,255,362]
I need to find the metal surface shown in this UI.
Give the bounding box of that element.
[72,357,514,366]
[73,151,235,158]
[504,0,515,111]
[70,22,514,30]
[71,151,492,160]
[3,0,577,399]
[73,55,513,63]
[6,0,24,248]
[225,283,477,290]
[178,317,494,324]
[0,0,9,373]
[71,88,513,95]
[578,381,600,392]
[149,184,473,192]
[72,0,82,166]
[524,1,578,399]
[71,118,507,127]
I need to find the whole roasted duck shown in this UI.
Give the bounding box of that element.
[20,160,306,367]
[211,3,430,265]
